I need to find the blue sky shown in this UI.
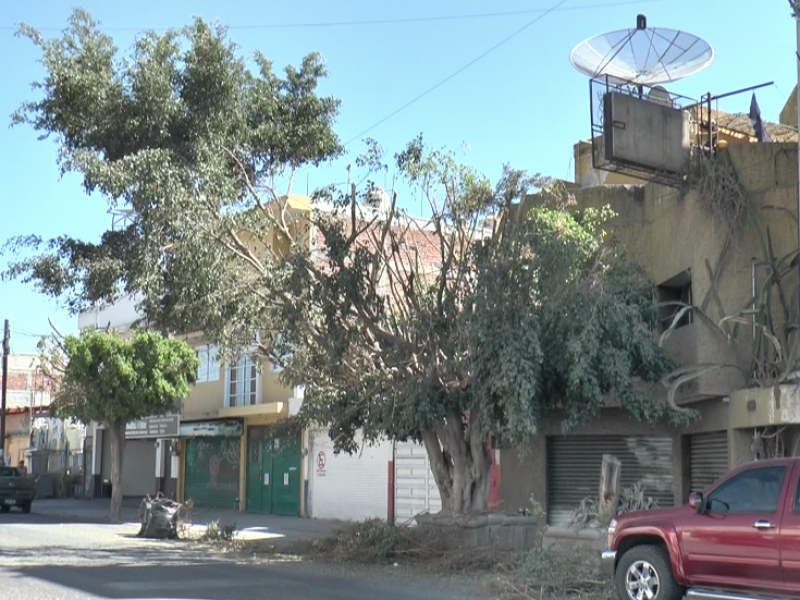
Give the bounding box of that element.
[0,0,797,353]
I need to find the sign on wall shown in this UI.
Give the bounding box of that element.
[316,451,326,477]
[178,420,243,438]
[125,415,180,439]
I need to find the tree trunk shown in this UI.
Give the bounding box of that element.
[422,408,492,515]
[107,423,127,522]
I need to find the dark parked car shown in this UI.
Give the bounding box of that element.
[0,465,36,513]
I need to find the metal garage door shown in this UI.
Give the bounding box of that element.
[184,437,240,509]
[309,429,392,521]
[547,435,674,526]
[689,432,729,493]
[394,442,442,522]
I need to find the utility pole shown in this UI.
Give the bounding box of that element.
[0,320,9,465]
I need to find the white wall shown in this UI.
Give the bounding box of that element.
[308,429,392,521]
[78,292,144,333]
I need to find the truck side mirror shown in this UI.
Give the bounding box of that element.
[689,491,703,512]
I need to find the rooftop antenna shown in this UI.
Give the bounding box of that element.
[569,14,714,86]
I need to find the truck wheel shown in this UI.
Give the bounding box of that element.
[20,502,31,514]
[0,505,9,514]
[615,545,682,600]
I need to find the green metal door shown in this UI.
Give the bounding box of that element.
[245,437,262,513]
[260,438,273,514]
[271,435,301,516]
[184,437,240,509]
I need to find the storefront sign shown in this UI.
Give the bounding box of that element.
[125,415,180,439]
[178,420,242,438]
[316,450,326,477]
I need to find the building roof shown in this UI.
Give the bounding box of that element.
[715,111,798,144]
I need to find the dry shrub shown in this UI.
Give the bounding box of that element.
[304,518,505,571]
[696,153,747,232]
[502,544,611,600]
[497,498,611,600]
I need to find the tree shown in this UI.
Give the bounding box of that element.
[38,329,198,520]
[262,142,679,514]
[3,11,680,515]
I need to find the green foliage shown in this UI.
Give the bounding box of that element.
[43,329,198,427]
[3,8,342,335]
[203,519,237,542]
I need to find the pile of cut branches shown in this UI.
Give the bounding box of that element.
[301,519,507,571]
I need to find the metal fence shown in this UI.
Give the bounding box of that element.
[28,448,84,476]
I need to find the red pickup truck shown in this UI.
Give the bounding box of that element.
[603,458,800,600]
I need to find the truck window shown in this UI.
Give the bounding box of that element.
[707,465,786,514]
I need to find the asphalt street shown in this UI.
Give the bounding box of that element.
[0,510,487,600]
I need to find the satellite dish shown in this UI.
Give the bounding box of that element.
[647,85,673,107]
[570,14,714,86]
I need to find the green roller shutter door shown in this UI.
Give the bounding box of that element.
[184,437,240,509]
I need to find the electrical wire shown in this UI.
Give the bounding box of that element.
[0,1,667,33]
[338,0,568,152]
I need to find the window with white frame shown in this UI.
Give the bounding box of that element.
[225,355,259,407]
[195,344,220,383]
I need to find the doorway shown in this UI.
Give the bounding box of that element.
[245,427,301,515]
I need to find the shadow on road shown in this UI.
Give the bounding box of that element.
[1,540,479,600]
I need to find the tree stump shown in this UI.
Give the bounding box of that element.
[599,454,622,512]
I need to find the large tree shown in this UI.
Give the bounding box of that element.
[38,330,198,519]
[4,11,680,514]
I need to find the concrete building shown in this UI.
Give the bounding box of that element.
[501,87,800,525]
[3,354,52,466]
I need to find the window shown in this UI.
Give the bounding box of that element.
[225,355,259,407]
[195,345,220,383]
[707,466,786,514]
[657,271,693,332]
[792,475,800,512]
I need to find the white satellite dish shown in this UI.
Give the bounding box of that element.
[570,14,714,86]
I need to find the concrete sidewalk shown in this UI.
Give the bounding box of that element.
[31,498,344,542]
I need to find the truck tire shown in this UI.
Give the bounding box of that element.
[615,544,682,600]
[0,505,9,514]
[20,501,31,514]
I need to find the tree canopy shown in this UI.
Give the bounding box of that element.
[41,329,199,427]
[38,328,198,519]
[5,10,681,514]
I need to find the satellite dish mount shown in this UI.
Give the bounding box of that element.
[569,15,714,185]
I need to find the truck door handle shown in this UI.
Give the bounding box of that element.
[753,520,776,530]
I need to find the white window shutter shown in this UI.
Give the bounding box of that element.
[207,344,221,382]
[196,346,209,382]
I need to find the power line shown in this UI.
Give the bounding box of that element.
[0,0,665,32]
[340,0,568,148]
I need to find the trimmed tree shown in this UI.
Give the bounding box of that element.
[4,11,681,514]
[38,330,198,520]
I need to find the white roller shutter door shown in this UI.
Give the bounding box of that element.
[308,429,392,521]
[394,442,442,522]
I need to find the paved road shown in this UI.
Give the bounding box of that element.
[0,510,486,600]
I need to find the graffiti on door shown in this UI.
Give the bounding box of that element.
[203,439,240,491]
